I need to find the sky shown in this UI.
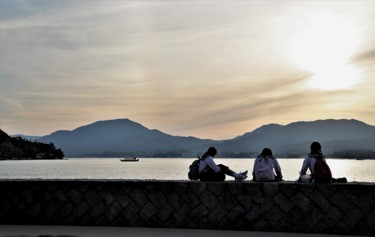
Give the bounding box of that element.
[1,0,375,140]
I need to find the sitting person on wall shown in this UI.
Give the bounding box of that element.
[198,147,248,182]
[252,148,283,181]
[299,141,347,183]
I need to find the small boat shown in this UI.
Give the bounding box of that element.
[120,157,139,162]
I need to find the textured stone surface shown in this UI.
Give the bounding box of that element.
[0,180,374,236]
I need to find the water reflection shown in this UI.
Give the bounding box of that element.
[0,158,373,182]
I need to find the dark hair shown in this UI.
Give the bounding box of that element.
[310,142,322,152]
[310,141,321,153]
[202,147,217,159]
[260,148,273,157]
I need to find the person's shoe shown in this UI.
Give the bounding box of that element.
[235,174,248,182]
[240,170,248,176]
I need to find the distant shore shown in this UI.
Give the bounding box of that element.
[0,158,67,161]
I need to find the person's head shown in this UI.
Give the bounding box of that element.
[207,147,217,157]
[310,141,322,154]
[260,148,273,157]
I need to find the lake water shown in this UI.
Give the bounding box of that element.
[0,158,374,182]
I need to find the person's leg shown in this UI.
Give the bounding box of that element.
[218,164,235,176]
[218,164,247,181]
[199,168,225,181]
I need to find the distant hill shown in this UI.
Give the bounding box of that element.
[34,118,375,158]
[11,134,41,141]
[0,129,12,143]
[218,119,375,157]
[37,119,219,157]
[0,129,64,160]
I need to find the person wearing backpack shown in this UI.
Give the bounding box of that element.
[198,147,248,182]
[299,141,332,183]
[252,148,283,181]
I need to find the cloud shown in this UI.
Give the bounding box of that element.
[352,49,375,62]
[133,74,317,138]
[2,1,375,139]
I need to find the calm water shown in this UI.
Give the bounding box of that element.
[0,158,374,182]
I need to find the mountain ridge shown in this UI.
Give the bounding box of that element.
[9,118,375,158]
[220,118,375,155]
[37,118,219,157]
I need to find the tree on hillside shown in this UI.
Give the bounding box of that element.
[0,129,64,160]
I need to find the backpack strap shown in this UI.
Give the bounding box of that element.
[197,155,210,174]
[199,155,210,161]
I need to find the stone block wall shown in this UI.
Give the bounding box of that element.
[0,179,374,236]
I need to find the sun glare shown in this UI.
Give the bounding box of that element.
[308,64,360,90]
[291,10,361,90]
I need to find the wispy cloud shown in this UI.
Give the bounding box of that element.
[1,1,375,139]
[352,49,375,63]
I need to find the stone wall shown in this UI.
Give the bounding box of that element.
[0,179,374,236]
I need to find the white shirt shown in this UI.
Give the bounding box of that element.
[198,155,221,173]
[300,154,323,175]
[252,155,282,176]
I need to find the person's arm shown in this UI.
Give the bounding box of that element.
[274,158,283,180]
[252,157,258,181]
[205,156,221,173]
[300,155,310,175]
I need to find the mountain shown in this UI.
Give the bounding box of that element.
[33,118,375,158]
[37,119,218,157]
[11,134,41,141]
[218,119,375,157]
[0,129,64,160]
[0,129,12,143]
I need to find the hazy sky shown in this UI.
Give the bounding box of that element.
[1,0,375,139]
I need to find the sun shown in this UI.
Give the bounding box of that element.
[290,10,361,90]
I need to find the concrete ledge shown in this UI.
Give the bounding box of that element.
[0,180,374,236]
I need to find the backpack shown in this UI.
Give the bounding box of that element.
[312,155,332,183]
[188,157,201,180]
[254,156,275,181]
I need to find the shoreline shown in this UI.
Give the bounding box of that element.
[0,158,68,161]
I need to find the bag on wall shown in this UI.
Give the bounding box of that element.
[313,156,332,183]
[188,158,201,180]
[254,157,275,181]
